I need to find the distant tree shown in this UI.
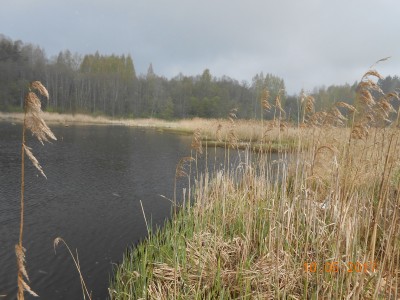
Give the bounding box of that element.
[379,75,400,94]
[5,35,391,122]
[159,97,174,120]
[147,63,155,79]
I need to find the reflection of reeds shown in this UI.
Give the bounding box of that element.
[17,81,56,299]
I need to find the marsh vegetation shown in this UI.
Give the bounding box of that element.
[4,63,400,299]
[110,68,400,299]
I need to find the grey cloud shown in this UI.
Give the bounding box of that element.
[0,0,399,94]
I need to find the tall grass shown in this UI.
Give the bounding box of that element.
[17,81,56,299]
[109,65,400,299]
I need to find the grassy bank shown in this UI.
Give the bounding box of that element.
[109,69,400,299]
[109,124,400,299]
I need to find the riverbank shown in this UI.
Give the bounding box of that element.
[0,112,301,152]
[110,124,400,299]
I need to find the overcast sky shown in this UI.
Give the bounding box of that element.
[0,0,399,94]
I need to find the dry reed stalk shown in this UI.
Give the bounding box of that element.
[301,91,315,124]
[54,238,92,300]
[227,108,239,149]
[228,107,238,125]
[17,81,56,299]
[304,95,315,114]
[175,156,194,179]
[191,128,203,155]
[111,63,400,299]
[329,106,347,125]
[216,123,223,142]
[274,91,285,114]
[308,111,328,126]
[261,89,271,111]
[351,124,369,140]
[174,156,194,211]
[228,129,238,149]
[336,101,357,114]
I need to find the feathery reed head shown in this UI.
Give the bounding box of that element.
[362,69,384,81]
[16,81,53,300]
[228,108,238,124]
[274,89,285,114]
[23,81,56,177]
[191,128,203,155]
[304,95,315,114]
[228,129,238,149]
[30,81,49,100]
[15,245,38,299]
[216,123,223,142]
[261,89,271,111]
[53,237,63,253]
[330,106,347,124]
[175,157,194,178]
[336,101,357,113]
[25,82,56,145]
[351,123,369,139]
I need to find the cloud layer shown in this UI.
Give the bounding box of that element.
[1,0,398,93]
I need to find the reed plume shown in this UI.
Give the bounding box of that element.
[351,65,399,134]
[300,91,315,123]
[274,90,285,115]
[216,123,223,142]
[227,108,238,148]
[261,89,271,111]
[335,101,357,113]
[17,81,56,299]
[228,107,238,124]
[191,128,203,155]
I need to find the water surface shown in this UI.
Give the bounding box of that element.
[0,123,202,299]
[0,121,276,299]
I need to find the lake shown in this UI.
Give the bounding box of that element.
[0,122,236,299]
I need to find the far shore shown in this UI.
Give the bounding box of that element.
[0,111,192,129]
[0,111,302,152]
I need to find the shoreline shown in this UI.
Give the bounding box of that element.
[0,112,300,152]
[0,112,214,133]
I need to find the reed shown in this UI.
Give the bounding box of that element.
[110,65,400,299]
[17,81,56,299]
[53,238,92,300]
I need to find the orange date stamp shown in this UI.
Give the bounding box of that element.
[304,261,377,273]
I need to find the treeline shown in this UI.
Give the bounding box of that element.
[1,34,400,120]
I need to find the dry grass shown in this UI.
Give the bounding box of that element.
[0,111,119,125]
[17,81,56,299]
[110,66,400,299]
[53,238,92,300]
[1,109,305,154]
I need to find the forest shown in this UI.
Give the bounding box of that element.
[1,34,400,120]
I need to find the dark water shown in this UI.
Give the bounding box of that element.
[0,122,224,299]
